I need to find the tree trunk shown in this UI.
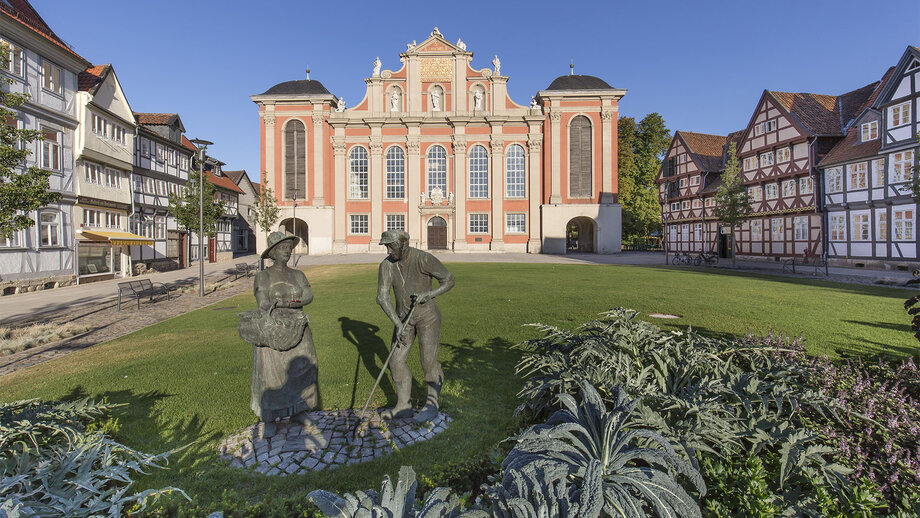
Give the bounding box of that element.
[731,230,736,268]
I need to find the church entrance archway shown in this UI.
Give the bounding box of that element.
[566,217,596,253]
[427,216,447,250]
[279,218,309,255]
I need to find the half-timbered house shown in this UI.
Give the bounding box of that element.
[202,157,243,262]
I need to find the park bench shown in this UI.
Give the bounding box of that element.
[781,253,827,276]
[234,262,255,280]
[117,278,173,310]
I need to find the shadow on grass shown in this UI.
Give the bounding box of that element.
[339,317,395,409]
[439,336,521,425]
[843,319,913,334]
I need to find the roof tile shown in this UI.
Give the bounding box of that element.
[205,172,244,194]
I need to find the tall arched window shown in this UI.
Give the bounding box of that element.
[569,115,592,198]
[284,120,306,198]
[505,144,526,198]
[348,146,368,199]
[385,146,405,199]
[468,145,489,198]
[426,145,447,196]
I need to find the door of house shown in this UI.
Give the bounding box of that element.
[208,236,217,263]
[427,217,447,249]
[718,233,733,259]
[178,233,187,268]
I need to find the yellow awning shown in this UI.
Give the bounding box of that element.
[80,231,154,246]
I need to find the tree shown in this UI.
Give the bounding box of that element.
[249,176,280,235]
[167,169,225,239]
[618,113,671,245]
[712,142,752,267]
[0,44,61,240]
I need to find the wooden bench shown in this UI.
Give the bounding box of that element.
[117,278,172,310]
[234,262,254,280]
[782,253,827,276]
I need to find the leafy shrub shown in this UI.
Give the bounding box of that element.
[0,398,187,517]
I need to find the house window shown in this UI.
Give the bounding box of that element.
[692,198,702,209]
[0,228,21,247]
[140,138,150,157]
[41,128,60,171]
[385,146,405,199]
[771,218,784,240]
[569,115,592,197]
[349,214,369,235]
[1,39,23,76]
[765,183,778,200]
[690,175,700,186]
[751,220,762,241]
[893,151,914,183]
[877,212,888,240]
[830,214,846,241]
[705,197,713,207]
[799,177,813,195]
[681,224,689,242]
[681,200,690,210]
[694,223,702,241]
[848,163,868,190]
[385,214,405,231]
[468,144,489,198]
[776,147,791,163]
[670,202,679,211]
[669,225,677,242]
[469,213,489,234]
[85,162,101,184]
[426,145,447,197]
[679,178,687,188]
[782,180,796,197]
[154,216,166,239]
[348,146,369,199]
[895,209,914,241]
[861,121,878,142]
[851,213,870,241]
[891,102,911,128]
[793,216,808,241]
[505,144,526,198]
[872,158,885,187]
[759,152,774,167]
[506,213,526,233]
[743,157,757,171]
[284,120,306,199]
[42,60,62,94]
[748,186,763,202]
[39,210,60,247]
[826,167,843,193]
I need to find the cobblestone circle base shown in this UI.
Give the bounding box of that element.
[218,409,452,476]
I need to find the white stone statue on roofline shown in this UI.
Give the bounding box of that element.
[473,89,483,110]
[530,96,538,109]
[391,91,400,112]
[373,56,381,77]
[492,55,501,75]
[407,40,417,50]
[431,89,441,112]
[456,38,466,50]
[335,97,346,112]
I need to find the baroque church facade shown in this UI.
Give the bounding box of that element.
[251,29,626,255]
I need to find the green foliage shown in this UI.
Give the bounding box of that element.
[0,44,61,240]
[167,169,225,238]
[712,143,752,266]
[618,114,671,242]
[0,398,187,517]
[249,179,281,235]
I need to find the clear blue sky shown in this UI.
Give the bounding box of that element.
[39,0,919,182]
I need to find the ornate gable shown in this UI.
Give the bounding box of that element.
[403,27,470,56]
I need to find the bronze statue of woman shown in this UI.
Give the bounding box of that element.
[239,231,318,436]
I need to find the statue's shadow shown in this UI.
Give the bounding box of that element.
[339,317,395,408]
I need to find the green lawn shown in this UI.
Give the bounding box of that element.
[1,262,916,510]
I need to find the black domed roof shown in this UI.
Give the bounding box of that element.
[260,79,331,96]
[546,75,613,91]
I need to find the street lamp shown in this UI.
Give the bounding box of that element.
[190,138,213,298]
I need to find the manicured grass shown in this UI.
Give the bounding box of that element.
[0,262,916,509]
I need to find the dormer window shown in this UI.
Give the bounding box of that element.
[754,119,777,136]
[860,121,878,142]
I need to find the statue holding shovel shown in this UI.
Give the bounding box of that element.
[374,230,454,422]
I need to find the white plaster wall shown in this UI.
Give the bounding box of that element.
[540,203,622,254]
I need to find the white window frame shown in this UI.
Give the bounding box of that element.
[384,214,405,231]
[759,152,775,168]
[469,213,489,234]
[692,198,702,209]
[872,158,885,187]
[771,217,784,240]
[830,214,846,241]
[793,216,808,241]
[505,213,526,234]
[750,220,762,241]
[743,157,756,171]
[826,167,843,193]
[39,210,61,247]
[893,151,914,183]
[0,227,22,247]
[782,180,796,197]
[348,214,369,235]
[776,147,791,163]
[748,186,763,202]
[693,222,702,241]
[848,162,867,190]
[385,146,405,200]
[41,60,62,95]
[41,127,61,172]
[681,200,690,210]
[851,213,870,241]
[765,183,778,200]
[890,102,911,128]
[861,120,878,142]
[877,211,888,241]
[798,177,813,195]
[468,145,489,199]
[679,178,687,188]
[426,145,447,197]
[505,144,526,198]
[348,146,369,200]
[894,209,914,241]
[1,39,23,77]
[670,202,679,211]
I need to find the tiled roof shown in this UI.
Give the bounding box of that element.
[134,112,176,125]
[181,136,198,153]
[0,0,86,63]
[679,131,726,172]
[222,169,246,185]
[259,79,331,96]
[817,68,895,168]
[724,130,745,162]
[78,64,108,93]
[700,176,724,194]
[251,183,261,196]
[768,91,842,135]
[205,172,244,194]
[546,75,614,91]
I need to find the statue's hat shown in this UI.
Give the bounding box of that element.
[261,231,300,259]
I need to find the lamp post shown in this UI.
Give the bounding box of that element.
[190,138,213,298]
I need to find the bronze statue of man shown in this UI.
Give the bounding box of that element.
[376,229,454,422]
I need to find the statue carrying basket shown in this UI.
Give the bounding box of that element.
[238,301,311,352]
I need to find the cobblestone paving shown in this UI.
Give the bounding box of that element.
[0,276,253,378]
[219,409,452,475]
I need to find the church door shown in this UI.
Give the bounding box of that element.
[427,217,447,250]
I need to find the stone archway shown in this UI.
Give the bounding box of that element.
[279,218,309,255]
[427,216,447,250]
[566,217,596,253]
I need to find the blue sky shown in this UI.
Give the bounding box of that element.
[39,0,919,182]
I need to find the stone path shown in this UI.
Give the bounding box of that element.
[218,409,452,475]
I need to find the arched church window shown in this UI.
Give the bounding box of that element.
[284,119,306,198]
[569,115,592,198]
[426,145,447,197]
[468,145,488,198]
[505,144,525,198]
[385,146,405,199]
[348,146,368,199]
